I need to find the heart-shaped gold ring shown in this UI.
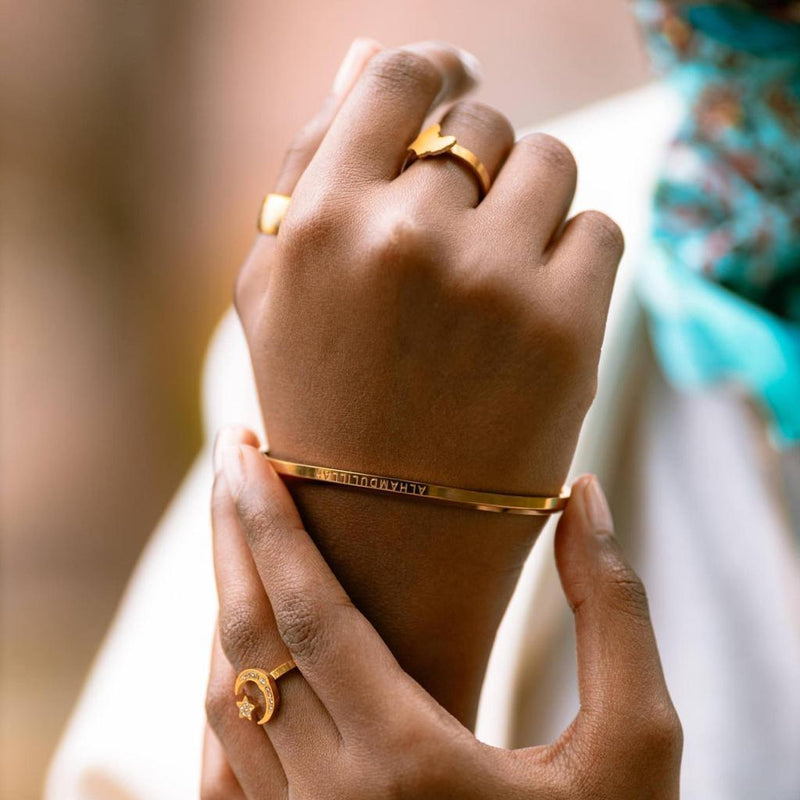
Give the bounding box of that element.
[404,123,491,197]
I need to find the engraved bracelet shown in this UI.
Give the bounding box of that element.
[263,452,569,515]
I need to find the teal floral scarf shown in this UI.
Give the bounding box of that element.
[635,1,800,446]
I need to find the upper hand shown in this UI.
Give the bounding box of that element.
[235,39,624,497]
[203,429,682,799]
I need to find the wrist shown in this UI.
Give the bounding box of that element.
[285,477,546,727]
[265,427,574,500]
[266,452,570,515]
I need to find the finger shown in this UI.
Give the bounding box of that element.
[483,133,578,254]
[213,425,261,471]
[212,428,340,770]
[398,100,514,207]
[554,476,681,738]
[221,443,410,730]
[205,630,288,799]
[303,41,481,187]
[273,38,383,198]
[546,210,624,338]
[213,429,282,677]
[238,41,479,329]
[236,38,382,327]
[200,725,246,800]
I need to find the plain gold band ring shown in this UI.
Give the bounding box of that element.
[258,193,291,235]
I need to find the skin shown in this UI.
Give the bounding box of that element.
[202,429,682,798]
[232,38,625,727]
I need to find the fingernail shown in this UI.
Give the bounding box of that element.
[213,427,239,473]
[584,476,614,535]
[456,47,483,83]
[332,37,381,96]
[222,445,245,498]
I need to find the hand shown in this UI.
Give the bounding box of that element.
[237,39,622,499]
[203,429,682,799]
[230,39,625,726]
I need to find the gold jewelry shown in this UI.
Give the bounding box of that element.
[405,123,492,197]
[264,453,569,515]
[257,193,291,235]
[234,660,297,725]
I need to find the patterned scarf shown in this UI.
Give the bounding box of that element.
[634,1,800,446]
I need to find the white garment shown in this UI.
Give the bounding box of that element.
[46,84,800,800]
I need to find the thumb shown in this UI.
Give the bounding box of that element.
[554,476,679,737]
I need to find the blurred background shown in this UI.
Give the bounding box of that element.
[0,1,649,796]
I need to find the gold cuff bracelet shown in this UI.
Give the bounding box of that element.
[263,452,569,515]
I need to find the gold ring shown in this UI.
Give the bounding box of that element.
[257,193,291,236]
[234,660,297,725]
[405,123,491,197]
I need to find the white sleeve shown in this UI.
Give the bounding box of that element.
[46,310,262,799]
[46,85,679,797]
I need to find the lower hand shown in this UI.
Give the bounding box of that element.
[203,429,682,799]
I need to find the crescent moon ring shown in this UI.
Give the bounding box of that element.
[234,661,297,725]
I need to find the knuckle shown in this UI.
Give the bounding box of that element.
[599,551,651,620]
[367,48,441,97]
[579,210,625,255]
[234,484,285,550]
[366,208,444,271]
[519,132,577,175]
[643,700,684,757]
[218,602,262,666]
[279,195,342,256]
[275,586,326,664]
[446,101,514,142]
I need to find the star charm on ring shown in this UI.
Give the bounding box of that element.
[234,661,297,725]
[236,695,255,720]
